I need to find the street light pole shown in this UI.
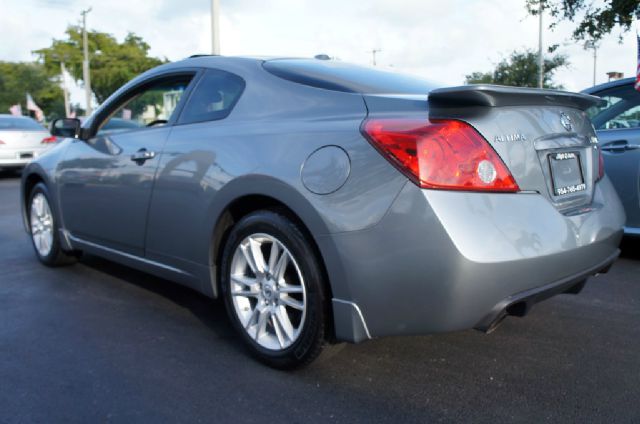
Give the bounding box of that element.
[585,40,598,86]
[369,48,381,66]
[537,0,544,88]
[211,0,220,55]
[81,7,92,116]
[592,44,598,86]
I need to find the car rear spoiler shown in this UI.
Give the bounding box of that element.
[428,84,604,112]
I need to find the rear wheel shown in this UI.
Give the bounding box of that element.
[28,183,77,266]
[220,210,328,369]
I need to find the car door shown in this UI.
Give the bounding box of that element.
[58,73,197,256]
[144,68,246,272]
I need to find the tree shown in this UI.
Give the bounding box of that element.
[527,0,640,42]
[0,61,65,121]
[35,26,166,104]
[465,49,569,89]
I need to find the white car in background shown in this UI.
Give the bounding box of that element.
[0,114,55,172]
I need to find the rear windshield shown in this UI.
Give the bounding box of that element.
[263,59,435,94]
[0,116,45,131]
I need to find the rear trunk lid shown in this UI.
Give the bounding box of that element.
[363,85,604,212]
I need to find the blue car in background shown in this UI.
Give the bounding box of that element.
[584,78,640,237]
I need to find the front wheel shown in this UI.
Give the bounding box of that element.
[28,183,78,266]
[220,210,329,369]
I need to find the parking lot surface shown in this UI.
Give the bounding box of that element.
[1,172,639,423]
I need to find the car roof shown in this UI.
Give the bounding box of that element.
[582,77,635,94]
[155,55,436,94]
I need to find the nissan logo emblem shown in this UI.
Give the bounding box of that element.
[560,112,573,132]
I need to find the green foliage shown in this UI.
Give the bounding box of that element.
[465,49,569,89]
[527,0,640,41]
[0,61,64,120]
[34,26,166,104]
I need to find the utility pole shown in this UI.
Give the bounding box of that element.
[60,62,71,118]
[81,7,92,116]
[211,0,220,55]
[368,48,381,66]
[537,0,544,88]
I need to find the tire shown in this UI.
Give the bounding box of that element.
[28,182,78,267]
[220,210,329,369]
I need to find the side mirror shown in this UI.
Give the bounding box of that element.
[50,118,81,138]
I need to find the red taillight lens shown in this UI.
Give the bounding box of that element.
[0,139,5,144]
[362,118,519,192]
[41,136,58,144]
[598,147,605,180]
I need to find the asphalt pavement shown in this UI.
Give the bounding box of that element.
[1,171,639,423]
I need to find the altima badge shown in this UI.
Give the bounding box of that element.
[560,112,573,131]
[494,133,526,143]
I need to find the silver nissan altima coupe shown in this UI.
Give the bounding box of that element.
[21,56,625,368]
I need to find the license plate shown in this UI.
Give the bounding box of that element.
[18,152,34,159]
[549,152,586,196]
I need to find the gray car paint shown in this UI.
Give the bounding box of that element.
[582,78,640,236]
[21,56,624,344]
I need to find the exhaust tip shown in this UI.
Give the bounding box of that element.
[506,301,529,317]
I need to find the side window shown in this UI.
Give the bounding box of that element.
[588,84,640,130]
[606,104,640,129]
[97,77,193,136]
[178,70,245,124]
[586,95,623,120]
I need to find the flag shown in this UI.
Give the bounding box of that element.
[636,34,640,91]
[26,93,44,122]
[8,104,22,116]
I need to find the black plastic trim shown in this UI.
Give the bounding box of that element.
[474,249,620,333]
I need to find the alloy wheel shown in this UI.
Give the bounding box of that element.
[30,193,54,257]
[229,233,307,350]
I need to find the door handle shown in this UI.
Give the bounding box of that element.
[601,145,626,153]
[131,148,156,165]
[600,140,638,153]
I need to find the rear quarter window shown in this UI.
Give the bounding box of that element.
[178,70,245,124]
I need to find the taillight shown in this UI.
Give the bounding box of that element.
[0,139,5,144]
[597,147,605,180]
[362,118,519,192]
[41,136,57,144]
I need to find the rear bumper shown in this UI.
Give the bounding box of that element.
[474,249,618,333]
[322,176,625,343]
[0,146,49,167]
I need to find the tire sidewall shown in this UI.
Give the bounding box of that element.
[220,211,326,368]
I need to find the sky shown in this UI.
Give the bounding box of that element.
[1,0,638,106]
